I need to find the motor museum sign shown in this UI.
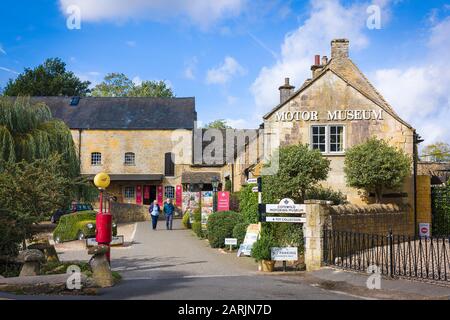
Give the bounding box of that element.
[274,109,383,122]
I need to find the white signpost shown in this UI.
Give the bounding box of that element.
[271,247,298,261]
[252,186,259,193]
[265,216,306,223]
[225,238,238,251]
[246,178,258,184]
[266,198,305,214]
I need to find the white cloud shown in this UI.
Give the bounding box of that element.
[184,57,198,80]
[132,76,142,86]
[372,16,450,144]
[206,56,246,85]
[224,118,252,129]
[76,71,103,87]
[59,0,245,29]
[250,0,376,116]
[0,44,6,55]
[126,40,137,47]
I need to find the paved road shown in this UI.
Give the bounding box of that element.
[97,219,358,299]
[2,219,447,300]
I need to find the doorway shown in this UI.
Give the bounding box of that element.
[143,185,157,205]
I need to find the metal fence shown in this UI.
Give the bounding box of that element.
[323,230,450,284]
[432,186,450,237]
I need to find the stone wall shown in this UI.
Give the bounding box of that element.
[111,202,150,223]
[328,203,414,236]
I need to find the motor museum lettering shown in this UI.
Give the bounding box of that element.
[275,109,383,122]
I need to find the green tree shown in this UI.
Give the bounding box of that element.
[91,73,134,97]
[91,73,174,98]
[0,156,91,254]
[238,184,258,223]
[421,142,450,162]
[0,97,79,176]
[263,144,331,203]
[344,137,411,203]
[3,58,90,96]
[205,119,232,129]
[129,80,174,98]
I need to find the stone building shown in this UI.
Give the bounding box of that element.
[28,96,236,207]
[259,39,419,206]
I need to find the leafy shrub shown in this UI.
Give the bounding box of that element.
[251,233,278,262]
[229,192,240,212]
[182,212,191,229]
[224,179,232,192]
[238,185,258,223]
[207,211,243,248]
[232,222,248,245]
[192,222,203,238]
[193,208,201,223]
[305,186,348,205]
[53,211,96,242]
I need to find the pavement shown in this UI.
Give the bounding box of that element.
[1,219,449,300]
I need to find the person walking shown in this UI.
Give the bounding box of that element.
[163,198,175,230]
[149,200,160,230]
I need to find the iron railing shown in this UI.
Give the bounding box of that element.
[323,230,450,283]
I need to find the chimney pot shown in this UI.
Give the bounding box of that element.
[331,39,349,59]
[322,55,328,65]
[278,77,295,104]
[314,55,320,65]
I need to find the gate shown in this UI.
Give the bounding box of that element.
[431,185,450,237]
[323,229,450,284]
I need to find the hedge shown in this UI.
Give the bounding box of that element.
[192,221,203,238]
[207,211,243,248]
[232,222,248,246]
[182,212,191,229]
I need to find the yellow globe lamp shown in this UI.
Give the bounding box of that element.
[94,172,110,190]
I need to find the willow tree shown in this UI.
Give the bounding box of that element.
[0,97,79,177]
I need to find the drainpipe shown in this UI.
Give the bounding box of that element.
[413,130,424,237]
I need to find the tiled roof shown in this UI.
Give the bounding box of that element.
[25,96,197,130]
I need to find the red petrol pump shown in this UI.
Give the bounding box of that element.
[93,172,112,263]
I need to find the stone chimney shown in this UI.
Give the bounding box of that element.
[278,78,295,104]
[331,39,349,59]
[311,54,323,78]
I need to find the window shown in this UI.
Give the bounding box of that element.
[329,126,344,152]
[165,152,175,176]
[164,186,175,199]
[124,186,135,199]
[91,152,102,166]
[311,126,326,152]
[124,152,135,166]
[311,125,345,153]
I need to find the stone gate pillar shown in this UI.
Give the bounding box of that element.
[303,200,332,271]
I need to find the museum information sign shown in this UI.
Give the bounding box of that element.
[266,198,305,214]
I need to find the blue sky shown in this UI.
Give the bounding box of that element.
[0,0,449,145]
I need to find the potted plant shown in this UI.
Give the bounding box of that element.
[251,233,277,272]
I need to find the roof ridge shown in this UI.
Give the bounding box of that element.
[345,59,397,115]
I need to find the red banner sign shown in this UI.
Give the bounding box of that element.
[217,191,230,211]
[157,185,163,206]
[176,185,182,207]
[136,185,142,205]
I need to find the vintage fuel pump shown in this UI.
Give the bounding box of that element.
[93,172,112,263]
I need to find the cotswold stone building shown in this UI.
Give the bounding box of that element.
[260,39,419,206]
[28,97,237,206]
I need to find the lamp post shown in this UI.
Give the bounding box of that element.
[211,176,219,212]
[93,172,112,263]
